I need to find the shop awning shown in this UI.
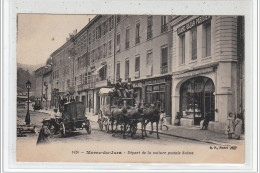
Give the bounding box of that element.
[99,88,113,94]
[93,65,105,75]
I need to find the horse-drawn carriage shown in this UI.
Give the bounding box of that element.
[97,83,161,139]
[58,102,91,137]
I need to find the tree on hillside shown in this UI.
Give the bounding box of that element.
[17,68,36,92]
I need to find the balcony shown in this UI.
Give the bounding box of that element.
[134,71,140,78]
[161,65,168,74]
[95,79,107,88]
[77,83,91,91]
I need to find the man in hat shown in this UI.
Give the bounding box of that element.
[36,118,51,145]
[50,108,60,134]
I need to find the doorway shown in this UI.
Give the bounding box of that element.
[180,77,215,125]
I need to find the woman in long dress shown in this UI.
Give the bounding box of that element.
[234,113,243,140]
[160,110,168,130]
[227,112,235,139]
[37,118,51,145]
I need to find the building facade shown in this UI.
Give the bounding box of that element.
[35,66,45,107]
[42,57,53,109]
[51,30,76,107]
[114,15,174,120]
[36,15,244,134]
[169,16,244,133]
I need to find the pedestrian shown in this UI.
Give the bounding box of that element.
[50,108,60,134]
[234,113,243,140]
[226,112,235,139]
[200,113,210,130]
[160,110,169,130]
[174,112,181,126]
[36,118,51,145]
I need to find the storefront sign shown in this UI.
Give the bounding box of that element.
[145,78,166,85]
[177,16,212,35]
[175,67,214,79]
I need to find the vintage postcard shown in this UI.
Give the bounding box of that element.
[16,14,245,163]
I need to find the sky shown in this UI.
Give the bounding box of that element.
[17,14,95,66]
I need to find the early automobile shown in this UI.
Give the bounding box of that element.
[59,102,91,137]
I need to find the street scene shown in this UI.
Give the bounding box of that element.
[16,14,245,163]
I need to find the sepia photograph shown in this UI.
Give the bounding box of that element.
[15,14,246,163]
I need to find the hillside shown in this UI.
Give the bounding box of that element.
[17,68,36,93]
[17,63,45,75]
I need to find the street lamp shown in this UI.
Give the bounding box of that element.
[25,80,31,125]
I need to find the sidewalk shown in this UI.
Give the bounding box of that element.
[38,109,54,115]
[37,111,244,145]
[87,115,244,145]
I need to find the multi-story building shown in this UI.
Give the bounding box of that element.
[169,16,244,133]
[50,30,76,107]
[35,66,45,106]
[46,15,244,134]
[114,15,174,120]
[42,57,53,109]
[86,15,115,115]
[73,25,88,105]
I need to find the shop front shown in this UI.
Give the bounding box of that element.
[133,75,172,122]
[179,76,215,125]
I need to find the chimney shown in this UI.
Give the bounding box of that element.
[73,29,77,35]
[88,18,91,22]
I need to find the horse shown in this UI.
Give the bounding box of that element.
[124,106,145,139]
[110,106,128,138]
[142,104,160,139]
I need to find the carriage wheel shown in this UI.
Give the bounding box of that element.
[60,122,66,138]
[131,124,137,136]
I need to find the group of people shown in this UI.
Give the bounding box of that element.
[114,78,134,99]
[36,108,62,145]
[227,112,243,140]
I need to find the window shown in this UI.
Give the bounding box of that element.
[161,16,168,33]
[116,63,120,80]
[98,25,102,39]
[179,35,185,64]
[116,33,120,45]
[125,27,130,49]
[99,65,107,81]
[108,40,112,55]
[108,17,112,31]
[116,15,121,24]
[147,51,153,76]
[161,46,168,73]
[92,29,95,43]
[191,28,197,60]
[135,56,140,72]
[125,59,129,80]
[203,22,211,57]
[103,43,107,58]
[92,50,95,62]
[135,21,140,44]
[111,16,114,29]
[95,27,98,40]
[67,79,71,88]
[147,16,153,40]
